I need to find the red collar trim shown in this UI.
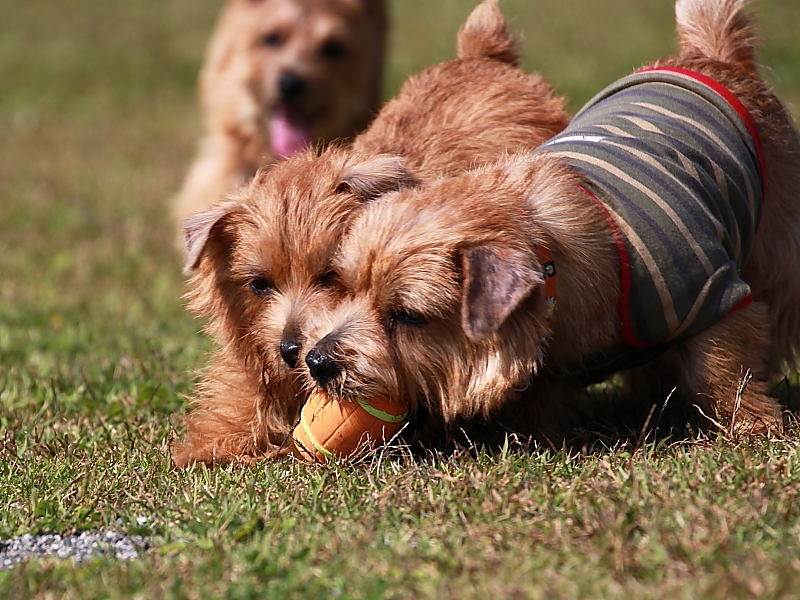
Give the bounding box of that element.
[577,184,655,348]
[577,182,753,349]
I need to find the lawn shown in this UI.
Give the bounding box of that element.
[2,0,800,598]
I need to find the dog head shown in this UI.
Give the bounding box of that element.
[183,147,417,420]
[179,0,573,453]
[299,157,566,423]
[201,0,386,160]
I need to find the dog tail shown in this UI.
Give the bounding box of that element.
[457,0,520,65]
[675,0,758,72]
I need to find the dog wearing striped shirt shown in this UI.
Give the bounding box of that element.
[300,0,800,445]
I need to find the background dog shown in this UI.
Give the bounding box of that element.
[300,0,800,448]
[171,0,570,467]
[172,0,387,228]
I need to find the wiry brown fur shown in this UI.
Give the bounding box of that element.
[301,0,800,446]
[172,0,570,466]
[350,0,567,179]
[659,0,800,375]
[172,0,387,229]
[304,156,616,423]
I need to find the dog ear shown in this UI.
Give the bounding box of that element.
[460,245,544,341]
[183,201,247,275]
[337,155,419,201]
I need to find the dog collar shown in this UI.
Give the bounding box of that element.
[519,208,557,325]
[535,245,557,325]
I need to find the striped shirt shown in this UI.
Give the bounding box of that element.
[537,68,764,379]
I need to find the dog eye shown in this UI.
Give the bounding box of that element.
[315,269,340,288]
[320,40,347,60]
[390,309,426,327]
[249,277,274,296]
[261,32,283,48]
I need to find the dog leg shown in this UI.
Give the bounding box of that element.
[173,408,265,468]
[172,360,299,467]
[480,376,594,450]
[406,375,591,453]
[678,301,781,434]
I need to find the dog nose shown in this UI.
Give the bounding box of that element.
[305,347,342,384]
[280,331,302,368]
[278,72,307,101]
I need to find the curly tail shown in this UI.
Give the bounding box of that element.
[675,0,759,73]
[456,0,520,65]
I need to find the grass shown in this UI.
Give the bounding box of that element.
[5,436,800,598]
[1,0,800,597]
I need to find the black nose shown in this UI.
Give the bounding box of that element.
[280,331,302,368]
[305,347,342,385]
[278,72,307,101]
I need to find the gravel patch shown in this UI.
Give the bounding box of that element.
[0,530,149,570]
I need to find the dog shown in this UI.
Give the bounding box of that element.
[171,0,571,466]
[300,0,800,447]
[171,0,387,227]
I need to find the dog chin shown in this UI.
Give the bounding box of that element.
[270,103,313,159]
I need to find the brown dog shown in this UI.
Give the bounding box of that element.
[172,0,387,226]
[301,0,800,447]
[172,0,570,466]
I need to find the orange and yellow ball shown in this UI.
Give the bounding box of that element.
[292,390,409,462]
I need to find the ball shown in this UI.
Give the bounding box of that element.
[292,390,409,462]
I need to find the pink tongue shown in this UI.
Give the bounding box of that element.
[270,106,312,160]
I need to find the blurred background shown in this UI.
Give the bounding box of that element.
[1,0,798,421]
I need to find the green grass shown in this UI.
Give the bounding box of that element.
[2,0,800,597]
[5,437,800,598]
